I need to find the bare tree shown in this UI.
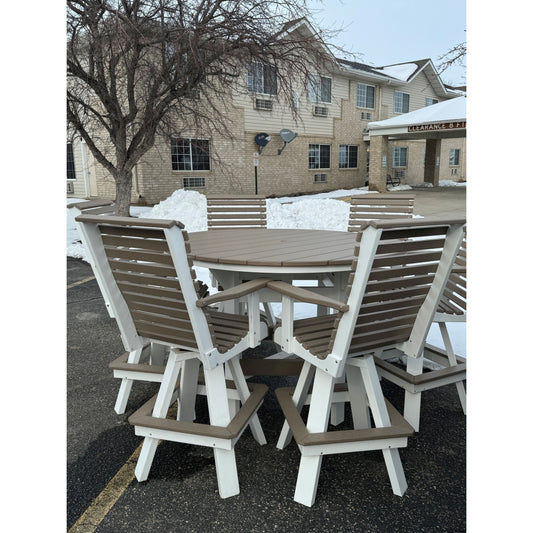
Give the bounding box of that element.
[67,0,336,215]
[437,39,466,78]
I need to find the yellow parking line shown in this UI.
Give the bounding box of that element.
[67,276,95,290]
[68,444,142,533]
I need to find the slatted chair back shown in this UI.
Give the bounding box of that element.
[348,193,415,233]
[68,200,117,317]
[289,218,465,377]
[436,235,466,318]
[207,195,267,229]
[74,215,226,359]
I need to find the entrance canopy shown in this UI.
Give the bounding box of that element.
[367,96,466,140]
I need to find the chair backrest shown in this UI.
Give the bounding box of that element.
[348,193,415,233]
[436,235,466,317]
[207,195,267,229]
[68,201,117,317]
[74,214,217,356]
[323,218,465,364]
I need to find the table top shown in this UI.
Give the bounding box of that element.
[189,228,358,273]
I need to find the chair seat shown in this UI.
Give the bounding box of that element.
[205,310,250,352]
[292,313,412,360]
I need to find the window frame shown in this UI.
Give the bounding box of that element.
[394,90,410,114]
[247,62,278,96]
[171,137,211,172]
[356,83,375,109]
[449,148,460,166]
[339,144,358,169]
[308,143,331,169]
[393,146,408,168]
[425,97,438,106]
[307,74,332,104]
[67,142,76,180]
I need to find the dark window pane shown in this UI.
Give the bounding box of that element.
[67,143,76,180]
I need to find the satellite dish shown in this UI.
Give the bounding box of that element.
[254,132,271,154]
[280,129,298,143]
[278,129,298,155]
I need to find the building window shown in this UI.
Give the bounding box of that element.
[308,144,331,169]
[357,83,375,109]
[67,143,76,180]
[393,146,408,167]
[183,177,206,188]
[247,62,278,95]
[171,138,210,171]
[425,97,438,106]
[307,74,332,103]
[449,148,460,166]
[339,145,358,168]
[394,91,410,113]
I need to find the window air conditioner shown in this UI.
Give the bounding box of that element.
[313,105,328,117]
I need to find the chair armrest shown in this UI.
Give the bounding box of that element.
[196,278,271,308]
[266,281,349,312]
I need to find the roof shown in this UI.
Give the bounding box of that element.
[368,96,466,130]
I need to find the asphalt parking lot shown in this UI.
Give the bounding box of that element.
[67,188,466,532]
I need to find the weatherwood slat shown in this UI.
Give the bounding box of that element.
[189,229,358,267]
[129,382,268,440]
[276,387,414,446]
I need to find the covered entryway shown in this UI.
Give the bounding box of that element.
[366,96,466,192]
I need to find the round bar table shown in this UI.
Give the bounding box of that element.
[188,228,359,309]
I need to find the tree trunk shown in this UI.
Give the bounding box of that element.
[114,169,133,216]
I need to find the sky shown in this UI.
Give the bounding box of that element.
[307,0,466,86]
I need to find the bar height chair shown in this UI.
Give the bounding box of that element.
[267,217,466,506]
[374,236,467,430]
[69,200,175,413]
[75,214,270,498]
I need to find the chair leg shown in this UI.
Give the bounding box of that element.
[135,351,182,482]
[203,363,240,498]
[114,347,143,414]
[403,356,424,432]
[178,358,200,422]
[345,364,371,429]
[438,322,467,414]
[277,361,315,449]
[227,358,267,445]
[358,354,407,496]
[293,368,335,507]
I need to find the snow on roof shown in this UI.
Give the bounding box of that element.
[368,96,466,129]
[373,63,419,81]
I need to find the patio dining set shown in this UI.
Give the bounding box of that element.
[68,193,466,507]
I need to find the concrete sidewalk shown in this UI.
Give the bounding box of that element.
[67,191,466,532]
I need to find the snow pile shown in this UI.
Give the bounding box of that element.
[439,180,466,187]
[146,189,207,231]
[267,198,349,231]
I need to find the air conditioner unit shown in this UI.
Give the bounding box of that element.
[361,112,372,121]
[67,181,75,194]
[254,99,273,111]
[313,105,328,117]
[314,173,327,183]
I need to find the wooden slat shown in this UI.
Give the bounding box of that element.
[101,234,170,252]
[108,259,176,277]
[112,271,181,290]
[104,246,174,265]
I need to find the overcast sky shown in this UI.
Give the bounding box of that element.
[308,0,466,86]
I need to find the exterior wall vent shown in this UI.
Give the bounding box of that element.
[314,173,327,183]
[67,181,75,194]
[361,112,372,121]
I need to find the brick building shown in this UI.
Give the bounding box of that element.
[67,22,465,204]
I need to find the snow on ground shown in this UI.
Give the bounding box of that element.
[67,185,466,355]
